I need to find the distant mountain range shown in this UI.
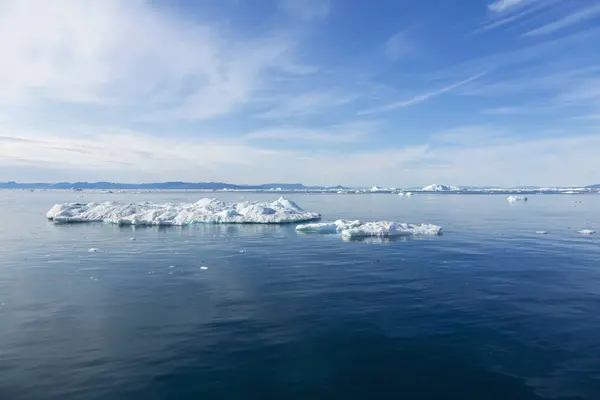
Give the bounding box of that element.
[0,181,349,190]
[1,181,599,190]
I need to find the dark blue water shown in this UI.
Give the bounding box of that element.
[1,191,599,399]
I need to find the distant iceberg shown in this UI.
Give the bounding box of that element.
[47,197,321,225]
[578,229,595,235]
[296,220,442,239]
[507,196,527,203]
[421,184,459,191]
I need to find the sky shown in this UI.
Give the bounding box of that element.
[1,0,600,187]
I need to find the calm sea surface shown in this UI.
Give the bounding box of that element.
[1,190,599,399]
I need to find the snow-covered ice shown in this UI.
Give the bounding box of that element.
[421,184,459,191]
[295,220,363,233]
[578,230,595,235]
[296,220,442,240]
[507,196,527,203]
[405,192,413,196]
[341,222,442,239]
[46,197,320,225]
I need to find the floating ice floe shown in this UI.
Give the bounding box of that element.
[88,248,99,253]
[47,197,320,225]
[535,231,548,235]
[295,219,363,233]
[507,196,527,203]
[296,220,442,239]
[578,229,595,235]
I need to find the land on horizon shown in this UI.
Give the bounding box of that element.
[2,181,600,191]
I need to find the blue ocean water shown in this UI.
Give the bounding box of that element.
[1,190,599,399]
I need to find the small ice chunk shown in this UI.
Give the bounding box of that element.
[578,229,595,235]
[405,192,413,196]
[88,248,99,253]
[168,265,176,268]
[129,237,136,241]
[200,266,208,270]
[507,196,527,203]
[535,231,548,235]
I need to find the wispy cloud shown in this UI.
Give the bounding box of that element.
[384,31,414,60]
[278,0,330,20]
[244,128,363,143]
[358,73,485,115]
[488,0,527,13]
[524,4,600,37]
[0,0,300,120]
[481,0,560,32]
[244,121,379,143]
[256,91,357,119]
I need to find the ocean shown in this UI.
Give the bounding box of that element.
[1,190,599,399]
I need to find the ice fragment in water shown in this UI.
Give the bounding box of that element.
[88,248,99,253]
[507,196,527,203]
[578,229,595,235]
[535,231,548,235]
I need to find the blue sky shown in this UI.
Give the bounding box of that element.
[1,0,600,187]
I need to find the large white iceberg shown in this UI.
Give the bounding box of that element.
[47,197,320,225]
[421,184,459,191]
[296,220,442,239]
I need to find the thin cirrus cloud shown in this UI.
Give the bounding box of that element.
[524,4,600,37]
[358,73,486,115]
[487,0,528,13]
[256,91,358,119]
[384,31,414,60]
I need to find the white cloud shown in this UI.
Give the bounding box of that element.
[488,0,527,12]
[384,31,413,60]
[244,121,378,143]
[524,4,600,37]
[2,121,599,187]
[358,73,485,115]
[278,0,330,20]
[0,0,297,119]
[256,91,357,119]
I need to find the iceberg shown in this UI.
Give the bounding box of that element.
[296,220,442,240]
[507,196,527,203]
[47,197,320,225]
[421,184,459,191]
[578,229,595,235]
